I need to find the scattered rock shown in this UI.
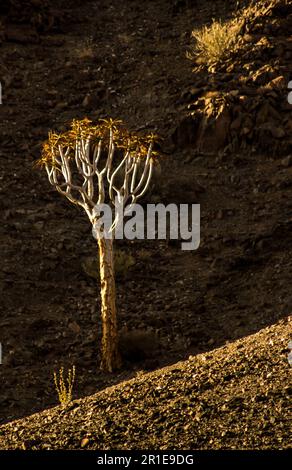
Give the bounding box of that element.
[183,0,292,155]
[281,155,292,168]
[80,437,90,448]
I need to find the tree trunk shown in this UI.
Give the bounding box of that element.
[98,236,121,372]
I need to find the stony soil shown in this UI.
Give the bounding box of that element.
[178,0,292,156]
[0,317,290,449]
[0,0,291,448]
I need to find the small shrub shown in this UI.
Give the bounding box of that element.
[53,366,76,406]
[75,37,96,60]
[82,250,135,280]
[188,18,242,67]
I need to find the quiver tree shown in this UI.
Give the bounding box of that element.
[37,118,159,372]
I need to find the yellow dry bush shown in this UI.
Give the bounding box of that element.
[53,366,76,406]
[188,18,242,67]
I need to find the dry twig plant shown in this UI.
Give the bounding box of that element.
[37,118,159,372]
[188,18,242,67]
[53,366,75,405]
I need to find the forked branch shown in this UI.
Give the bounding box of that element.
[37,118,159,229]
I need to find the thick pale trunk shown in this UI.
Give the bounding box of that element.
[98,236,121,372]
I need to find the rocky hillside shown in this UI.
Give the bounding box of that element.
[175,0,292,155]
[0,0,73,45]
[0,316,290,450]
[0,0,291,450]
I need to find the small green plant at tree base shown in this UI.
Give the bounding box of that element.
[188,17,242,67]
[53,366,76,406]
[82,249,135,280]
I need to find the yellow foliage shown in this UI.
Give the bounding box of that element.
[188,18,242,67]
[53,366,76,406]
[36,118,160,169]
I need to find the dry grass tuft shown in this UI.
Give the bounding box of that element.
[188,18,242,67]
[75,37,96,60]
[53,366,76,406]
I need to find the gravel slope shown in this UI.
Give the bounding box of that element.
[0,316,290,450]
